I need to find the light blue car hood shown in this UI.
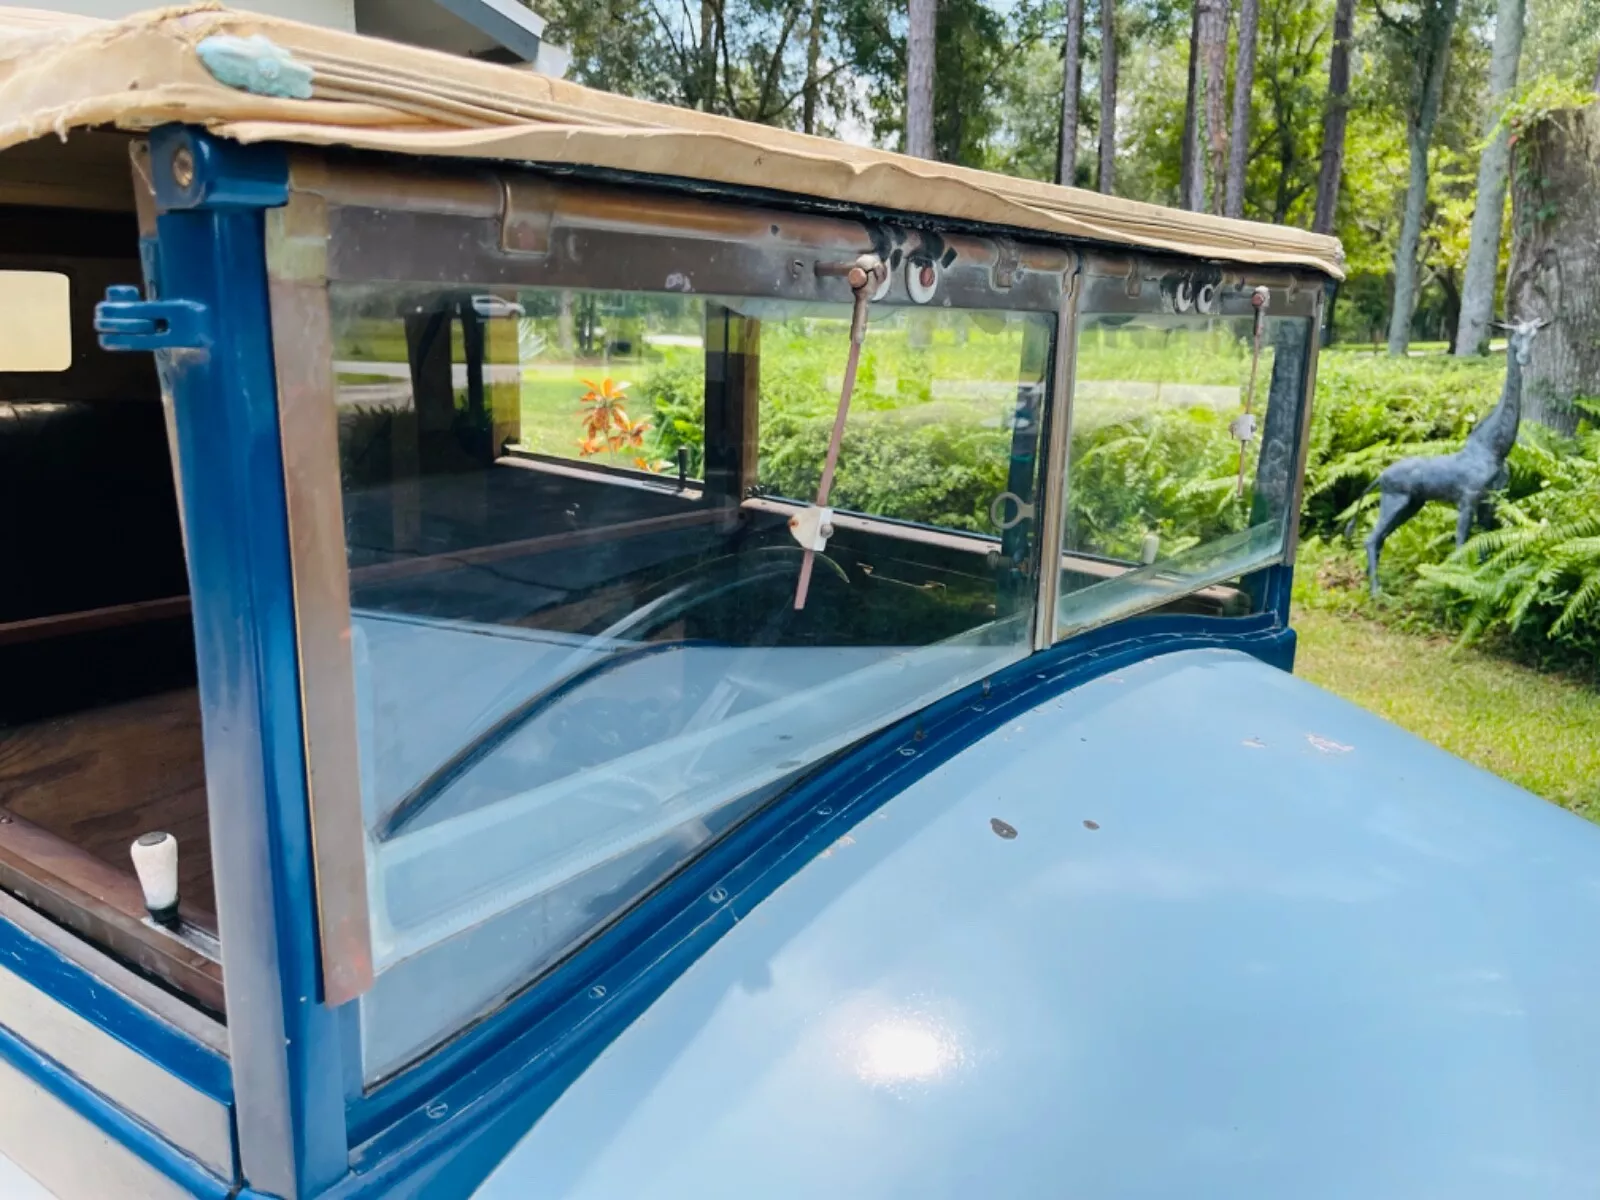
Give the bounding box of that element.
[476,647,1600,1200]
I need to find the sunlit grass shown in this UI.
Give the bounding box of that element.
[1292,603,1600,820]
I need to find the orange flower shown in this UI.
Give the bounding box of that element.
[576,378,649,461]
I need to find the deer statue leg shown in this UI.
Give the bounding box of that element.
[1456,492,1481,547]
[1365,490,1424,597]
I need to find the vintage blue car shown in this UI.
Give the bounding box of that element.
[0,6,1593,1199]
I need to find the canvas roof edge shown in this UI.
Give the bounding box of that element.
[0,3,1345,279]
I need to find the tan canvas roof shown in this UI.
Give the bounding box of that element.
[0,3,1344,278]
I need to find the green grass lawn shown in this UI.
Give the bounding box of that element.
[1292,603,1600,820]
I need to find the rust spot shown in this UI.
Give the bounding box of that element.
[1082,819,1100,831]
[990,818,1018,840]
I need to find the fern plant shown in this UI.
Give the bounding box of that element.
[1416,426,1600,648]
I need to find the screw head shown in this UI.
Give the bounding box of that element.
[171,146,196,190]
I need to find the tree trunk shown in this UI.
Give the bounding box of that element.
[1508,103,1600,435]
[907,0,937,159]
[1059,0,1085,185]
[557,290,574,354]
[1198,0,1231,215]
[1386,0,1460,357]
[1312,0,1355,235]
[698,1,718,111]
[1454,0,1524,356]
[1098,0,1118,193]
[1179,4,1204,210]
[1225,0,1258,219]
[802,0,824,134]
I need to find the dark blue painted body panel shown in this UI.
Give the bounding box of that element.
[476,647,1600,1199]
[0,913,230,1105]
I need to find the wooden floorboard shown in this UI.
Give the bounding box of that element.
[0,688,213,920]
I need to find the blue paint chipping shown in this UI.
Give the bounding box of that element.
[0,1019,232,1200]
[0,918,230,1104]
[197,34,314,100]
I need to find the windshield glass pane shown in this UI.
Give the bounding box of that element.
[332,282,1050,1079]
[1056,310,1309,637]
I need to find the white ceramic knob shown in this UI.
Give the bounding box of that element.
[130,831,179,926]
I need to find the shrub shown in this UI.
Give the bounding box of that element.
[1067,406,1253,559]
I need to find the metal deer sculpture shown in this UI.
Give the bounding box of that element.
[1350,317,1547,595]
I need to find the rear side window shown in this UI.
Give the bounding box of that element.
[0,271,70,372]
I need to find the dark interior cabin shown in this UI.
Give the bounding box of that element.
[0,131,220,1014]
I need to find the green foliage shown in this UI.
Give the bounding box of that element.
[1415,426,1600,650]
[760,406,1014,530]
[1067,406,1254,558]
[641,357,707,476]
[1499,74,1596,144]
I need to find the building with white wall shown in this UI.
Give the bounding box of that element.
[35,0,569,73]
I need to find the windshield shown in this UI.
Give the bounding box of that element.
[332,281,1051,1079]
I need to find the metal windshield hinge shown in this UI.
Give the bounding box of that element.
[95,285,211,352]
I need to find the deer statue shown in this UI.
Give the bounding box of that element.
[1350,316,1547,596]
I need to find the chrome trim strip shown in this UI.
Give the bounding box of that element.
[1033,262,1079,650]
[265,182,375,1006]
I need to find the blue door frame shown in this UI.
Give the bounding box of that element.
[118,124,349,1198]
[91,122,1305,1199]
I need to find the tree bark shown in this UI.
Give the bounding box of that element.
[802,0,824,134]
[1198,0,1231,216]
[1454,0,1524,356]
[698,1,718,112]
[906,0,937,159]
[1098,0,1118,193]
[1179,4,1204,209]
[1386,0,1460,357]
[1312,0,1355,235]
[1224,0,1258,219]
[1059,0,1085,185]
[1507,103,1600,435]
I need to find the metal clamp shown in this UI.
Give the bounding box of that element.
[95,285,210,351]
[989,491,1036,531]
[788,505,835,553]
